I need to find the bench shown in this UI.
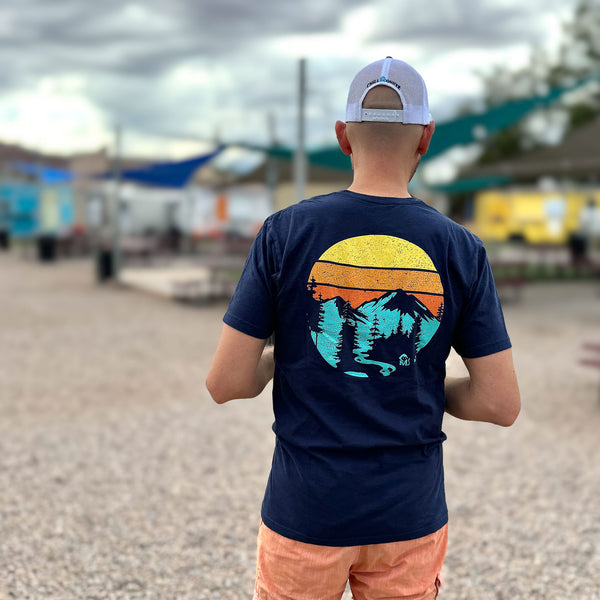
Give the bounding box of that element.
[171,275,235,303]
[580,343,600,402]
[170,256,244,303]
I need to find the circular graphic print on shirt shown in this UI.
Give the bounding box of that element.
[306,235,444,378]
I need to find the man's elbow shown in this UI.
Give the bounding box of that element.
[205,374,233,404]
[492,393,521,427]
[205,373,260,404]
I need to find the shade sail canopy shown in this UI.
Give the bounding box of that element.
[103,148,224,188]
[429,175,514,194]
[426,80,584,158]
[240,73,600,172]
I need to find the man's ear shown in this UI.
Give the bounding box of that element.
[335,120,352,156]
[417,121,435,156]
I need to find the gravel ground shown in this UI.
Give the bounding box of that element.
[0,252,599,600]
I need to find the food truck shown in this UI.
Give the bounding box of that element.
[473,188,600,245]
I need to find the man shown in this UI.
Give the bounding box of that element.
[206,57,520,600]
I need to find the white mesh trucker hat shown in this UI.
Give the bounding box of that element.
[345,56,432,125]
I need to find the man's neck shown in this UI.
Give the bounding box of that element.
[347,179,410,199]
[347,152,416,199]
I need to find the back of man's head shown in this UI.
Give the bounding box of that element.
[346,87,424,154]
[343,57,433,158]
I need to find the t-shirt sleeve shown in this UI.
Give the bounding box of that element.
[452,243,512,358]
[223,220,278,339]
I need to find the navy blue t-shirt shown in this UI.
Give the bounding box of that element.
[224,191,511,546]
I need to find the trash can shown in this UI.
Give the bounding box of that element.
[0,230,9,250]
[37,235,57,262]
[96,250,114,282]
[569,232,587,265]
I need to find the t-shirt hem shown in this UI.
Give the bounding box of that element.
[223,312,271,340]
[456,337,512,359]
[260,512,449,547]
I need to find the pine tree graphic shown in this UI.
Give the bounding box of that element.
[414,314,424,349]
[314,293,325,346]
[342,300,352,323]
[370,314,380,339]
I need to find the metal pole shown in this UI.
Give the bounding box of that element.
[111,124,122,281]
[294,58,307,204]
[266,111,279,214]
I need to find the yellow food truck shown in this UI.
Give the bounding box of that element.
[473,188,600,245]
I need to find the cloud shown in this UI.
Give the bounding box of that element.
[0,0,583,155]
[366,0,570,51]
[0,82,110,154]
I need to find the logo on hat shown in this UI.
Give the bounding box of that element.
[368,76,401,91]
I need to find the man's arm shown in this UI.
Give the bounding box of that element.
[206,324,274,404]
[445,348,520,427]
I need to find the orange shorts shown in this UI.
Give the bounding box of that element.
[254,522,448,600]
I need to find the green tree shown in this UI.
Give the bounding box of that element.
[475,0,600,163]
[549,0,600,85]
[548,0,600,131]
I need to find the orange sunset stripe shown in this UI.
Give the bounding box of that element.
[409,293,444,316]
[311,283,443,315]
[311,285,388,309]
[310,261,443,296]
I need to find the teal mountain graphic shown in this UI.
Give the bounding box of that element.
[309,289,442,378]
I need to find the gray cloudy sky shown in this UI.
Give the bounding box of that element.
[0,0,581,157]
